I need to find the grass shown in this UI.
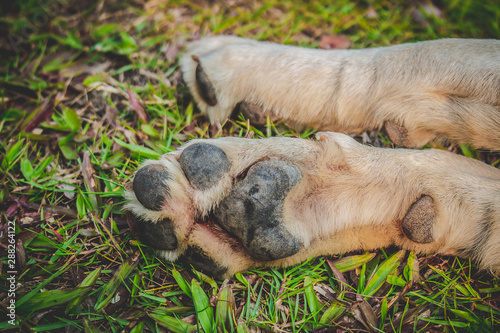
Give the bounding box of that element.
[1,0,499,331]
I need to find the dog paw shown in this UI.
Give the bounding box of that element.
[125,138,317,275]
[126,134,500,276]
[181,36,500,150]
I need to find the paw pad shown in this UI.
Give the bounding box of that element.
[180,143,230,190]
[133,164,170,211]
[402,195,435,243]
[180,246,228,276]
[214,160,303,261]
[135,218,178,250]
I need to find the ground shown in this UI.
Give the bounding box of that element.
[0,0,499,332]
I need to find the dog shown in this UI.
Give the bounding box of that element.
[125,37,500,276]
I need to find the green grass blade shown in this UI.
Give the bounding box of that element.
[129,321,144,333]
[17,261,71,308]
[66,267,102,314]
[379,297,388,330]
[216,280,236,331]
[19,287,91,313]
[304,276,320,329]
[95,251,140,311]
[21,158,33,180]
[114,138,160,159]
[319,299,345,325]
[363,250,405,297]
[83,318,104,333]
[191,279,214,333]
[172,267,192,298]
[404,251,419,285]
[149,313,196,333]
[330,253,376,272]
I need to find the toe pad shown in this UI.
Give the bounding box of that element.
[136,217,178,250]
[133,164,170,211]
[180,143,231,190]
[180,246,228,276]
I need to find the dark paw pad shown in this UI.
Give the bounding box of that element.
[180,143,230,190]
[133,164,170,211]
[402,195,435,243]
[136,218,178,250]
[232,102,266,124]
[214,160,303,261]
[385,120,409,147]
[180,246,228,276]
[194,60,217,106]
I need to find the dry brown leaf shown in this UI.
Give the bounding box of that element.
[24,95,56,132]
[126,88,149,122]
[319,34,352,50]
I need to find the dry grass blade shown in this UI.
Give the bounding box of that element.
[236,319,251,333]
[353,294,378,331]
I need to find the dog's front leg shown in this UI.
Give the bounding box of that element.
[181,36,500,149]
[126,132,500,276]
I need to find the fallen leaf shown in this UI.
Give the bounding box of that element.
[319,35,352,50]
[366,7,378,19]
[412,2,443,26]
[165,44,180,62]
[127,88,149,122]
[354,294,379,331]
[24,95,56,132]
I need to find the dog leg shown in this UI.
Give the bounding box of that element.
[126,133,500,276]
[181,36,500,149]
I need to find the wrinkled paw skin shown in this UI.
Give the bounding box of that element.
[125,133,500,276]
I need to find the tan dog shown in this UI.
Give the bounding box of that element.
[125,37,500,276]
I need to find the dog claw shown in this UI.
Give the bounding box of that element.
[195,63,218,106]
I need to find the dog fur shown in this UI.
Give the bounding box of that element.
[125,37,500,276]
[181,36,500,149]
